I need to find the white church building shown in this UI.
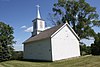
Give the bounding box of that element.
[23,5,80,61]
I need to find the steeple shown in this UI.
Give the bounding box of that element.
[32,5,45,36]
[36,5,41,19]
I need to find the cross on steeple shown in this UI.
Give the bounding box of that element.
[36,5,41,19]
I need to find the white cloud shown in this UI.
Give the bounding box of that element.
[21,25,27,29]
[23,26,51,32]
[24,26,33,32]
[45,27,51,30]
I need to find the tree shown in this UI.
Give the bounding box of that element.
[52,0,100,39]
[91,33,100,55]
[80,43,91,55]
[11,51,23,60]
[0,22,15,61]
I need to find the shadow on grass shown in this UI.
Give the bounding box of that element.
[0,58,53,63]
[17,59,53,63]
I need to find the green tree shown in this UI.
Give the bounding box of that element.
[11,51,23,60]
[80,43,91,55]
[0,22,15,61]
[52,0,100,39]
[91,33,100,55]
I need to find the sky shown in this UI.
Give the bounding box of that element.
[0,0,100,51]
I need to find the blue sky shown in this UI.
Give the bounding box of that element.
[0,0,100,51]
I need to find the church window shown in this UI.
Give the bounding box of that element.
[40,21,43,28]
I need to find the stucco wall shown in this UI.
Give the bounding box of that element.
[23,38,52,61]
[51,25,80,61]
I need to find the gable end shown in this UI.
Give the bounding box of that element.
[51,23,80,41]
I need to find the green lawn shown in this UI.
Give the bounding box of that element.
[0,55,100,67]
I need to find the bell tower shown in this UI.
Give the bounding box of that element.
[32,5,45,36]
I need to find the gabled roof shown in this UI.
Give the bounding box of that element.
[23,23,80,44]
[23,24,64,44]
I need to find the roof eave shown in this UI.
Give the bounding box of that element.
[23,37,50,44]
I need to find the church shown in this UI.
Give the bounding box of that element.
[23,5,80,61]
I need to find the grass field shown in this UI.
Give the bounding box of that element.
[0,55,100,67]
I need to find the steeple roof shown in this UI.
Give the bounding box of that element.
[36,5,41,19]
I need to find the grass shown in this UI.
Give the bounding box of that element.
[0,55,100,67]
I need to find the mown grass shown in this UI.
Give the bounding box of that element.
[0,55,100,67]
